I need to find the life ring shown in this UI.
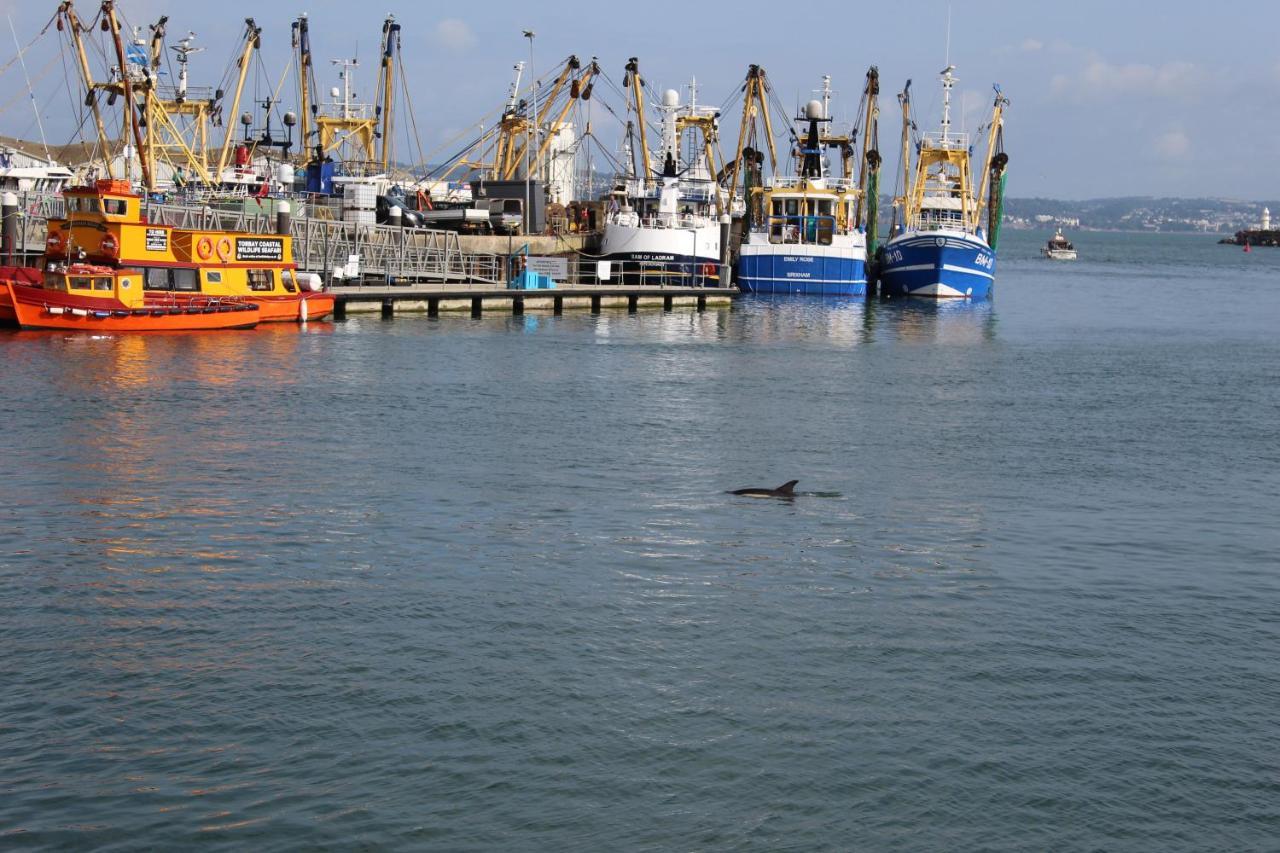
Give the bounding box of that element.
[99,234,119,257]
[196,236,213,260]
[46,231,65,252]
[215,237,232,263]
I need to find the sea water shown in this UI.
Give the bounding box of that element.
[1,230,1278,849]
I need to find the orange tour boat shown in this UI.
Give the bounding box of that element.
[5,263,260,332]
[39,180,333,322]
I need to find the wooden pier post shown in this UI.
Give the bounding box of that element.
[627,294,639,313]
[663,294,673,312]
[381,299,394,319]
[591,294,601,314]
[513,296,524,316]
[471,297,483,318]
[428,297,439,318]
[553,295,563,315]
[697,294,706,312]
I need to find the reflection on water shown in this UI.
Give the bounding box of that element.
[869,298,998,345]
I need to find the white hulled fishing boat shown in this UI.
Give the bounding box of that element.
[598,61,724,285]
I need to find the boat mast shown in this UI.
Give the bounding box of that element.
[726,65,777,209]
[214,18,261,181]
[893,80,912,233]
[292,15,313,160]
[939,64,955,147]
[101,1,149,188]
[624,58,652,189]
[376,14,400,173]
[975,84,1009,244]
[57,3,115,178]
[855,66,881,247]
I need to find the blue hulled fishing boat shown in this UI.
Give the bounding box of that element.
[735,69,882,297]
[879,65,1008,299]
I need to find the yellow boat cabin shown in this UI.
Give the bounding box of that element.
[42,180,330,322]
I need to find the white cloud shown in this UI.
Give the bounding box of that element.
[1051,56,1205,101]
[432,19,476,53]
[1154,130,1191,161]
[1020,38,1044,52]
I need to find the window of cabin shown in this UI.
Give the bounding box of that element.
[103,198,126,216]
[784,199,800,218]
[93,277,112,291]
[771,200,782,217]
[70,276,91,290]
[247,270,274,292]
[83,198,100,213]
[205,271,223,284]
[817,200,833,218]
[172,268,199,292]
[144,267,170,290]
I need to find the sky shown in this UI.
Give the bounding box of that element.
[1,0,1276,200]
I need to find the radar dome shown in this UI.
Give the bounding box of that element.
[662,89,679,107]
[805,99,825,120]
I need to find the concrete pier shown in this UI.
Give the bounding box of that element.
[328,283,733,320]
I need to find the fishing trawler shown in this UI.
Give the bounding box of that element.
[39,180,332,321]
[598,65,724,285]
[738,76,870,296]
[1042,228,1077,260]
[879,66,1008,299]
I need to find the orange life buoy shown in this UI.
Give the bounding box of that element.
[196,236,213,260]
[99,234,118,257]
[215,237,232,263]
[46,231,65,252]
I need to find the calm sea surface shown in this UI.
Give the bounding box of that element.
[2,230,1278,850]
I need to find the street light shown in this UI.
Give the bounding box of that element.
[523,29,536,236]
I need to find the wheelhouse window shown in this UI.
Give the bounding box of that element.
[103,198,126,216]
[144,267,170,290]
[172,268,199,292]
[205,271,223,285]
[70,276,91,290]
[247,270,275,292]
[93,277,112,291]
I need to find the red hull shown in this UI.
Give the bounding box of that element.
[5,282,259,332]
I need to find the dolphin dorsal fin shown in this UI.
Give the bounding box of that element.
[777,480,799,494]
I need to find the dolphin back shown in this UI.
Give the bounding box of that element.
[776,480,799,495]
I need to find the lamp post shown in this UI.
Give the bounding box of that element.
[523,29,536,235]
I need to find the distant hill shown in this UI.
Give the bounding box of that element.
[1001,196,1278,234]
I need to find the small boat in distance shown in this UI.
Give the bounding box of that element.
[1042,228,1077,260]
